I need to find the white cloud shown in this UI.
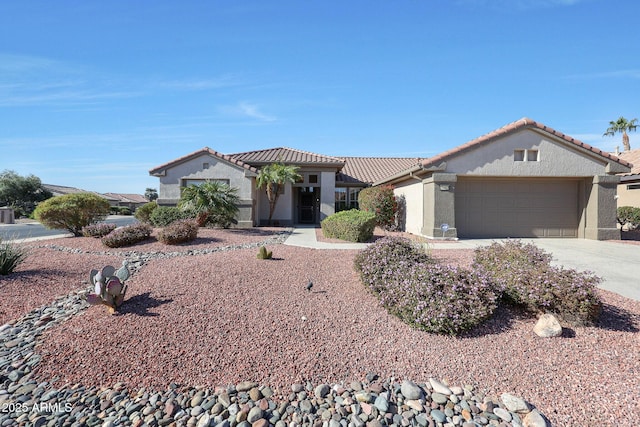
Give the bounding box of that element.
[158,75,242,91]
[218,102,277,122]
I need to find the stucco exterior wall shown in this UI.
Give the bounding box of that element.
[158,154,254,203]
[393,179,423,235]
[446,129,610,177]
[319,171,335,221]
[617,181,640,208]
[156,153,255,227]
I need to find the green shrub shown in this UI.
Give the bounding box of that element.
[109,206,120,215]
[149,206,192,227]
[157,219,199,245]
[119,207,132,216]
[321,209,376,242]
[354,237,500,335]
[102,223,153,248]
[82,223,117,238]
[33,193,111,237]
[257,246,273,259]
[617,206,640,229]
[134,201,157,224]
[358,185,397,230]
[0,238,29,275]
[473,240,602,325]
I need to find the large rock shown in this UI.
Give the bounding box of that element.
[523,409,548,427]
[533,313,562,338]
[400,380,423,400]
[500,393,529,413]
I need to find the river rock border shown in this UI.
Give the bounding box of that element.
[0,230,549,427]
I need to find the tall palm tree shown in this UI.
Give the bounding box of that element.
[178,181,239,227]
[603,116,638,151]
[256,162,302,225]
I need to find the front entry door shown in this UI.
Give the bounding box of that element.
[299,187,317,224]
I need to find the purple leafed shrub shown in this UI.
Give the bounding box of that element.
[102,223,152,248]
[354,237,501,335]
[157,219,199,245]
[82,223,117,238]
[473,239,602,325]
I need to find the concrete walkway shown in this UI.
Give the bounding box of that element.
[284,227,640,301]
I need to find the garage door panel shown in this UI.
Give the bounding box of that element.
[455,179,578,238]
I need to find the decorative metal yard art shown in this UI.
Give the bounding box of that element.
[440,223,449,239]
[86,261,130,314]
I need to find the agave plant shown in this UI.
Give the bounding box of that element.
[86,261,130,314]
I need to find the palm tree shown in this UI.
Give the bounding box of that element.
[256,162,302,225]
[603,116,638,151]
[178,181,240,227]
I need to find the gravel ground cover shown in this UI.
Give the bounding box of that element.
[1,227,639,426]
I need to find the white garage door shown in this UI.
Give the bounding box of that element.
[455,178,579,238]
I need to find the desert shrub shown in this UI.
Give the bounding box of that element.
[257,246,273,259]
[473,240,602,324]
[119,207,132,216]
[33,193,111,237]
[109,206,120,215]
[135,201,157,224]
[157,219,199,245]
[102,223,152,248]
[0,238,29,275]
[321,209,376,242]
[149,206,192,227]
[617,206,640,229]
[82,223,117,238]
[358,185,398,230]
[354,237,499,335]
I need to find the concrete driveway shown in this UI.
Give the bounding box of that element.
[448,238,640,301]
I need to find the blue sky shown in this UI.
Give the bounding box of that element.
[1,0,638,194]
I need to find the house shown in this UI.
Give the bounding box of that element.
[43,184,148,211]
[149,118,632,240]
[148,147,416,227]
[615,149,640,208]
[103,193,149,211]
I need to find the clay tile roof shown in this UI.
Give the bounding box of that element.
[103,193,149,204]
[420,117,633,169]
[338,157,421,184]
[617,149,640,176]
[230,147,345,166]
[149,147,258,176]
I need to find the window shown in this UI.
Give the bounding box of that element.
[627,184,640,190]
[514,149,539,162]
[203,162,210,169]
[349,188,360,209]
[335,188,347,212]
[309,174,318,184]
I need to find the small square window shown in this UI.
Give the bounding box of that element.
[527,150,539,161]
[309,174,318,184]
[203,162,210,169]
[514,150,525,161]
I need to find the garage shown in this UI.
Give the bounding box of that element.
[455,177,580,238]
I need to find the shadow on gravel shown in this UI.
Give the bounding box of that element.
[597,303,640,332]
[459,305,530,338]
[120,292,173,317]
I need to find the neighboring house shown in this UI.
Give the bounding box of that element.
[103,193,149,211]
[149,118,632,240]
[615,149,640,208]
[43,184,147,211]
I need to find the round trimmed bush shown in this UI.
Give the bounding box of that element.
[149,206,192,227]
[135,201,158,224]
[157,219,199,245]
